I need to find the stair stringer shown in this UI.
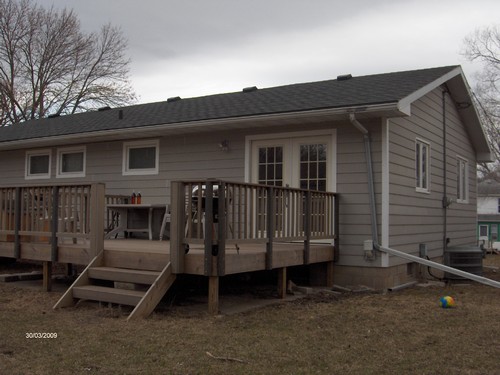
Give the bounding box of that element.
[127,262,176,321]
[53,251,104,309]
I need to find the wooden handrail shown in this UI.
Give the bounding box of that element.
[171,180,338,277]
[0,183,106,260]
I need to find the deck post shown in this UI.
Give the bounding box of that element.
[50,186,59,262]
[89,183,105,259]
[326,261,334,287]
[43,261,52,292]
[208,276,219,315]
[303,190,311,265]
[277,267,287,299]
[14,187,21,259]
[204,181,215,276]
[170,182,186,274]
[334,194,340,261]
[266,186,274,270]
[217,181,226,276]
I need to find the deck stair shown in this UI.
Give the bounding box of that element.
[53,247,175,320]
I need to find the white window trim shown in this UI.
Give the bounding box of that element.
[415,138,430,193]
[456,155,469,204]
[56,146,86,178]
[25,149,52,180]
[122,139,160,176]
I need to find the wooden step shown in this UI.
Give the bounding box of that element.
[103,249,169,271]
[73,285,145,306]
[88,267,160,285]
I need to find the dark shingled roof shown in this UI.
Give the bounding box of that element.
[0,66,458,143]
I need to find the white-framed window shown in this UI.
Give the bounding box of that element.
[122,139,159,176]
[56,146,86,178]
[415,139,430,193]
[25,149,51,180]
[456,156,468,203]
[479,224,488,238]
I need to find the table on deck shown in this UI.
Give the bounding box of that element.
[105,204,166,240]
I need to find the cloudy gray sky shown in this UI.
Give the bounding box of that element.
[36,0,500,104]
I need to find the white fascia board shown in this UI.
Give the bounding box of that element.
[397,66,462,111]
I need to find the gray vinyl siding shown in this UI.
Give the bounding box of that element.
[388,87,478,266]
[336,119,383,267]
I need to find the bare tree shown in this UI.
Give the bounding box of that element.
[462,25,500,178]
[0,0,136,126]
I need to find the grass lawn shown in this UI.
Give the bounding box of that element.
[0,255,499,374]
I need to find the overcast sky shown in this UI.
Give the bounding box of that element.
[35,0,500,104]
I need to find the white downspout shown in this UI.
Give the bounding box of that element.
[349,113,379,257]
[348,113,500,289]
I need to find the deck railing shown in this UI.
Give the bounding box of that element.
[0,183,105,260]
[170,180,339,276]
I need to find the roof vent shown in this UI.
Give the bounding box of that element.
[337,74,352,81]
[47,114,60,118]
[167,96,181,103]
[242,86,258,93]
[98,106,111,111]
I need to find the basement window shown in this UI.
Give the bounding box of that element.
[25,149,51,180]
[123,140,159,176]
[415,139,430,193]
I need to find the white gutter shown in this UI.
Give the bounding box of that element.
[348,113,500,289]
[0,102,402,151]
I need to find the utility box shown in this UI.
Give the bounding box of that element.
[443,245,483,280]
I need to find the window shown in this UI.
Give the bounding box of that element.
[123,140,159,175]
[492,225,498,241]
[25,149,51,179]
[258,146,283,186]
[456,157,468,203]
[415,139,430,192]
[299,143,327,191]
[479,225,488,238]
[57,146,86,178]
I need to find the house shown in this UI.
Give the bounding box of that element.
[477,179,500,249]
[0,65,492,300]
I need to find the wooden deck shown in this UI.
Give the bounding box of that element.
[1,238,335,276]
[1,181,338,317]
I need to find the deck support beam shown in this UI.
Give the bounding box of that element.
[208,276,219,315]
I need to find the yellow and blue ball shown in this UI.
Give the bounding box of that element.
[439,296,455,308]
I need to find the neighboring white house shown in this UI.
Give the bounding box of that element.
[478,180,500,247]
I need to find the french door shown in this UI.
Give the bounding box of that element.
[250,135,333,238]
[251,135,332,191]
